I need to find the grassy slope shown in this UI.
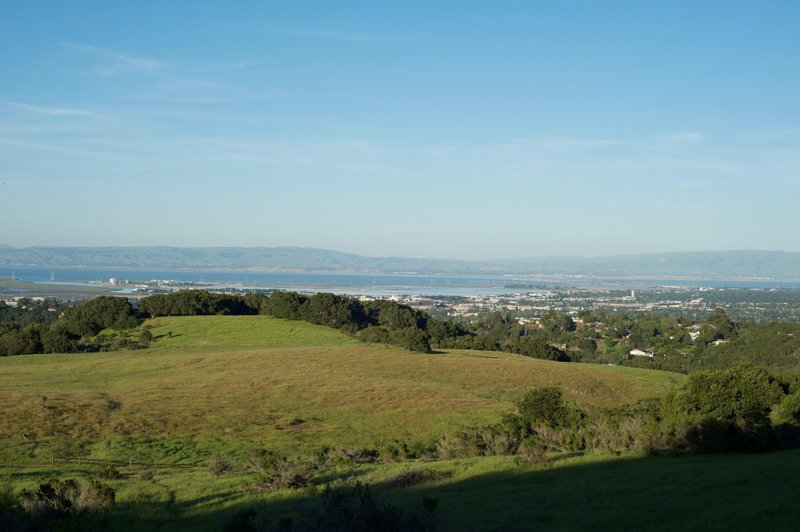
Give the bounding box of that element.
[8,449,800,531]
[0,316,680,463]
[4,316,800,530]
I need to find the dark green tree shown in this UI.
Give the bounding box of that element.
[515,336,569,361]
[389,327,432,353]
[0,324,43,355]
[42,325,80,353]
[517,386,576,429]
[262,291,309,320]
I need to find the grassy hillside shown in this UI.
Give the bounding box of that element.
[7,449,800,531]
[7,315,800,530]
[0,316,680,464]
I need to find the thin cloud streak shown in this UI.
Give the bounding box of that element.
[495,135,626,150]
[0,137,99,156]
[63,42,165,76]
[674,179,716,189]
[0,101,103,118]
[243,24,387,42]
[61,43,260,104]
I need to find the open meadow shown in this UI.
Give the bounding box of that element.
[0,316,680,464]
[5,315,800,530]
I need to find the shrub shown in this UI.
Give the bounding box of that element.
[384,468,450,489]
[435,426,521,459]
[517,386,579,429]
[515,440,549,466]
[679,364,783,427]
[208,456,233,477]
[380,439,437,462]
[309,481,422,531]
[93,464,123,480]
[18,479,115,519]
[357,325,392,345]
[435,432,479,460]
[249,450,313,491]
[669,364,791,452]
[516,336,570,361]
[681,418,737,454]
[389,327,432,353]
[772,390,800,427]
[140,329,153,345]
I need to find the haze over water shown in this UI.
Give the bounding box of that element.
[3,268,800,297]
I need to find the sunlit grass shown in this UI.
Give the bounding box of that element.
[0,316,680,464]
[6,315,796,530]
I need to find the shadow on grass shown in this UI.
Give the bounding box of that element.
[95,448,800,531]
[155,333,182,340]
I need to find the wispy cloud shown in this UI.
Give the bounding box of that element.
[243,24,385,42]
[206,60,254,71]
[0,137,96,156]
[0,101,103,118]
[61,43,259,103]
[63,42,165,76]
[661,131,706,144]
[674,179,716,189]
[497,135,625,151]
[744,129,800,144]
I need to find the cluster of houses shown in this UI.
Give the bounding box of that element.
[1,296,46,307]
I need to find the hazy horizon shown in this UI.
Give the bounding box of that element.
[1,242,798,264]
[2,2,799,260]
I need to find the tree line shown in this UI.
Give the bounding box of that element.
[0,291,470,355]
[138,290,470,353]
[2,291,800,376]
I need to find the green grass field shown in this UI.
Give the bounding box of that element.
[0,316,681,464]
[7,448,800,531]
[12,315,796,530]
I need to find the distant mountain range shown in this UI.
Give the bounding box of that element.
[0,246,799,281]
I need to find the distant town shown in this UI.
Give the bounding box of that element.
[393,286,800,324]
[3,271,800,326]
[81,277,800,324]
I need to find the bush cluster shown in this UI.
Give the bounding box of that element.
[437,365,800,460]
[1,296,143,355]
[1,478,115,531]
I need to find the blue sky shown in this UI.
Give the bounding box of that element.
[1,1,798,259]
